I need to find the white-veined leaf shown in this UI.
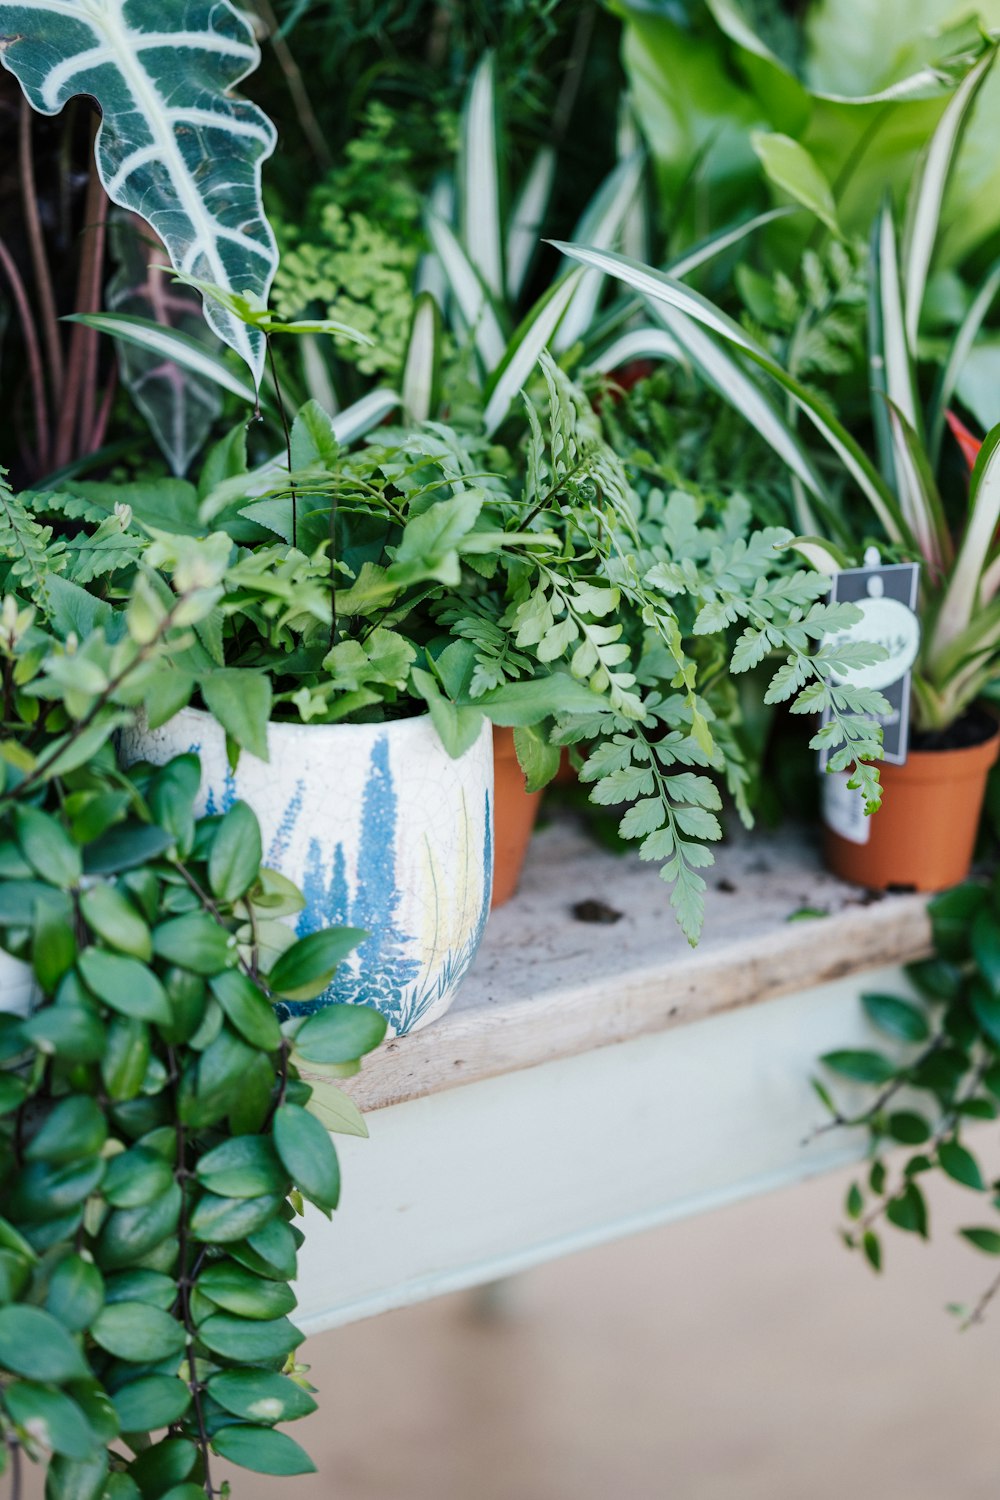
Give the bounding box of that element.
[425,210,506,370]
[483,268,586,436]
[0,0,278,383]
[903,45,998,348]
[506,146,556,302]
[883,398,950,570]
[584,327,686,375]
[401,293,441,425]
[666,207,798,280]
[928,421,1000,665]
[784,536,852,575]
[460,52,503,299]
[64,312,258,405]
[877,205,919,432]
[553,152,645,354]
[552,240,907,543]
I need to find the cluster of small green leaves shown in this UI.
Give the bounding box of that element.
[816,880,1000,1325]
[0,746,385,1497]
[736,240,868,392]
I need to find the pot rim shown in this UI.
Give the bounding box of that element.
[138,702,449,747]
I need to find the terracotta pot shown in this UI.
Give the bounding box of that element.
[491,728,543,908]
[823,726,1000,890]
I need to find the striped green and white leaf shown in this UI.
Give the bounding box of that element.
[425,211,506,371]
[928,256,1000,465]
[903,45,998,348]
[0,0,278,384]
[552,153,645,354]
[460,53,504,300]
[928,421,1000,667]
[65,313,258,406]
[506,146,557,302]
[553,241,906,545]
[584,326,686,376]
[401,293,442,425]
[483,269,586,436]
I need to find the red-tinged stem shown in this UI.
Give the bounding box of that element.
[0,233,50,473]
[89,358,118,453]
[20,99,64,403]
[55,127,107,469]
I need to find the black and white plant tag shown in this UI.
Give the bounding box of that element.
[819,549,920,844]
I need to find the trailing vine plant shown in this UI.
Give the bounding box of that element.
[814,879,1000,1327]
[0,557,386,1495]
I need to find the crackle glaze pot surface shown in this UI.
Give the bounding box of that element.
[120,710,494,1036]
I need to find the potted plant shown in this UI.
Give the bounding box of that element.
[557,38,1000,891]
[0,515,387,1495]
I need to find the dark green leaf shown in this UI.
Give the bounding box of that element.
[861,991,929,1043]
[197,1313,303,1363]
[96,1183,182,1271]
[84,823,173,876]
[210,970,281,1051]
[196,1262,296,1319]
[195,1136,287,1198]
[293,1002,387,1064]
[929,883,988,960]
[273,1103,340,1211]
[25,1097,106,1164]
[971,979,1000,1047]
[207,1370,316,1423]
[820,1049,897,1084]
[972,907,1000,995]
[153,912,235,975]
[78,949,171,1025]
[905,958,961,1002]
[80,884,152,960]
[189,1192,284,1244]
[147,756,201,857]
[104,1270,176,1309]
[862,1230,882,1271]
[960,1227,1000,1254]
[44,1451,108,1500]
[5,1382,98,1460]
[886,1181,928,1237]
[33,898,77,991]
[14,807,82,888]
[0,1305,88,1381]
[127,1438,197,1496]
[201,670,272,761]
[887,1111,930,1145]
[211,1424,315,1476]
[228,1218,298,1281]
[46,1255,105,1332]
[103,1146,174,1208]
[7,1158,105,1222]
[938,1140,985,1191]
[268,929,365,1002]
[845,1182,863,1219]
[92,1301,186,1362]
[208,801,262,904]
[112,1377,191,1433]
[101,1016,152,1102]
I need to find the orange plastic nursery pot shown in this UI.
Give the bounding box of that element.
[823,723,1000,891]
[491,727,543,908]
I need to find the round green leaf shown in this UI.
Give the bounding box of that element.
[207,1370,316,1423]
[208,801,262,904]
[78,949,171,1025]
[25,1096,107,1164]
[103,1147,175,1208]
[273,1103,340,1211]
[293,1002,387,1064]
[268,928,364,1002]
[860,991,929,1043]
[45,1452,109,1500]
[211,1424,316,1476]
[92,1301,186,1362]
[196,1262,297,1320]
[0,1305,88,1382]
[127,1438,197,1496]
[886,1111,930,1145]
[152,913,236,975]
[21,1004,105,1062]
[8,1158,105,1223]
[195,1136,287,1198]
[5,1382,97,1460]
[209,970,281,1051]
[14,806,82,888]
[79,884,152,960]
[46,1255,105,1332]
[197,1313,303,1363]
[112,1376,191,1433]
[95,1183,182,1271]
[189,1191,284,1244]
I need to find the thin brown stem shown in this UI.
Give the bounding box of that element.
[8,1437,22,1500]
[55,127,107,470]
[88,359,118,455]
[267,334,297,547]
[0,234,50,473]
[20,100,64,402]
[253,0,331,170]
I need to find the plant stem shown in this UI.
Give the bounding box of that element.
[266,334,297,548]
[0,234,50,474]
[8,1438,21,1500]
[55,127,108,470]
[19,100,64,404]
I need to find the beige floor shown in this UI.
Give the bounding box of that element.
[21,1159,1000,1499]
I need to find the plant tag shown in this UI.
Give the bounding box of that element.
[821,771,870,845]
[819,555,920,768]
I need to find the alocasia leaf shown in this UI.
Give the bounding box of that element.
[0,0,278,384]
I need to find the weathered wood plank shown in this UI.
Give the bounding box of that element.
[346,817,931,1112]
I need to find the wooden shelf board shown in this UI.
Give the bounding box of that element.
[345,816,931,1113]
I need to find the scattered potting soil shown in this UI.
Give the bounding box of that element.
[571,899,623,925]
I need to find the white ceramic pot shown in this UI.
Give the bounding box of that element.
[0,949,36,1017]
[120,709,494,1036]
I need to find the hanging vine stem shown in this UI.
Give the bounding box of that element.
[266,332,298,548]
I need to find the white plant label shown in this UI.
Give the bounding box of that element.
[822,771,871,846]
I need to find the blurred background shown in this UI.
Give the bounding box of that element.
[220,1157,1000,1500]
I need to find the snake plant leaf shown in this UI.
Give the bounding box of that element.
[0,0,278,385]
[483,268,586,436]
